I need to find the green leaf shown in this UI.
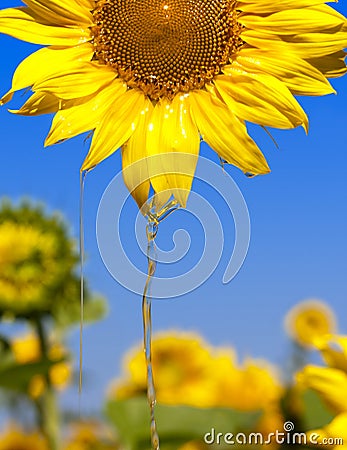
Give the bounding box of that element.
[300,388,335,431]
[53,294,108,329]
[105,396,260,450]
[0,359,57,393]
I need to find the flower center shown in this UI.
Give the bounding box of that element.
[92,0,243,100]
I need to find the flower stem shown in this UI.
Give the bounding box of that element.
[33,318,60,450]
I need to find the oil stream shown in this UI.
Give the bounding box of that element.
[143,198,180,449]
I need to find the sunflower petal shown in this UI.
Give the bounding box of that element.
[23,0,92,26]
[1,44,93,105]
[82,90,149,171]
[241,29,347,58]
[10,92,60,116]
[74,0,94,9]
[215,68,308,131]
[145,95,200,207]
[45,79,127,146]
[308,50,347,78]
[237,0,334,14]
[121,103,155,209]
[235,49,335,96]
[297,365,347,413]
[189,90,270,175]
[0,7,90,46]
[33,62,116,100]
[240,6,346,35]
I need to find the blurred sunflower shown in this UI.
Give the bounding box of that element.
[297,364,347,413]
[213,355,283,411]
[12,332,71,398]
[111,332,217,407]
[0,424,48,450]
[0,200,104,323]
[296,330,347,412]
[63,420,119,450]
[212,353,284,446]
[110,330,284,419]
[285,299,337,348]
[306,413,347,449]
[1,0,346,207]
[296,329,347,448]
[0,201,77,317]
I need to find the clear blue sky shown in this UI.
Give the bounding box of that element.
[0,0,346,416]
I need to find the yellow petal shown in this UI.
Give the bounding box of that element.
[237,0,332,14]
[82,90,149,171]
[33,62,116,100]
[10,92,60,116]
[240,6,346,35]
[121,103,155,209]
[297,365,347,413]
[45,79,127,146]
[74,0,94,9]
[189,90,270,176]
[146,95,200,207]
[1,44,93,105]
[321,413,347,441]
[235,49,335,96]
[241,29,347,58]
[0,7,90,46]
[214,68,308,131]
[308,50,347,78]
[23,0,92,26]
[315,334,347,373]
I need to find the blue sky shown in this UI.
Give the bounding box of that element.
[0,0,346,416]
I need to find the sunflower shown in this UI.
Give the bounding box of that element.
[0,200,104,321]
[0,424,48,450]
[0,0,346,207]
[0,201,78,316]
[110,332,218,407]
[284,299,337,348]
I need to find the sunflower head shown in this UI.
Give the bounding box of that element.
[0,201,79,317]
[0,0,346,208]
[92,0,243,100]
[285,299,337,348]
[110,332,217,407]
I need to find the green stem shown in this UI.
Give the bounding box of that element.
[33,317,60,450]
